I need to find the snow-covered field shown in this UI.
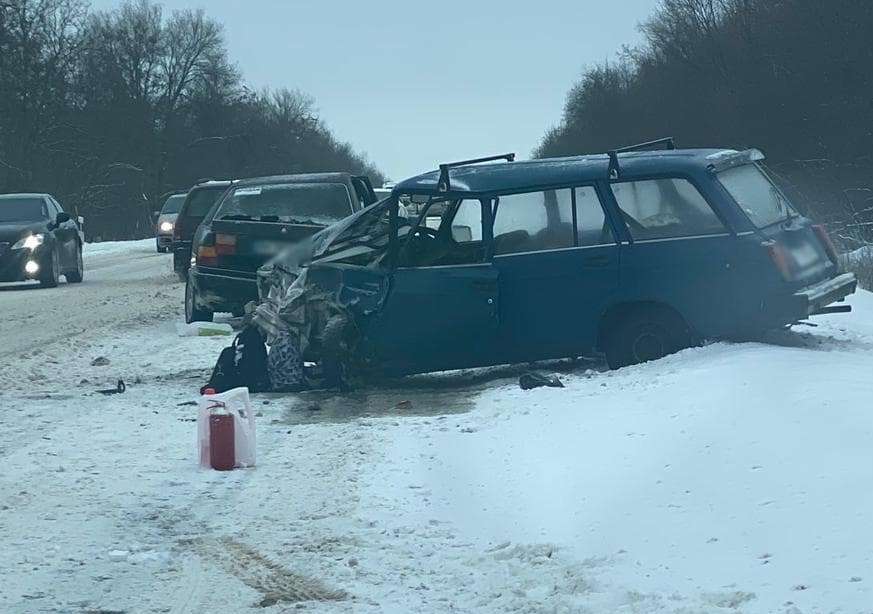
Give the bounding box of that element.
[1,239,871,613]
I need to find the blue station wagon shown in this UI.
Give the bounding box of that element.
[254,140,857,377]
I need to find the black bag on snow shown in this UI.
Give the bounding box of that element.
[201,326,271,394]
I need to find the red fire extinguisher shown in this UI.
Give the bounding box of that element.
[203,388,235,471]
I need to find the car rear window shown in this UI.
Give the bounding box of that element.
[186,187,226,217]
[717,164,795,228]
[216,183,353,225]
[0,197,47,222]
[161,194,186,214]
[611,178,726,240]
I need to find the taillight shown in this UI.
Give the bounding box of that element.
[215,233,237,256]
[196,232,217,267]
[766,241,792,281]
[812,224,839,264]
[196,245,218,267]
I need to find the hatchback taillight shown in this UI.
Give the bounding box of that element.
[812,224,839,264]
[215,233,237,256]
[766,241,792,281]
[196,232,217,267]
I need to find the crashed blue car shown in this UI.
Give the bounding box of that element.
[254,139,856,378]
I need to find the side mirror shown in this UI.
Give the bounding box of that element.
[55,212,71,225]
[452,225,473,242]
[152,211,160,221]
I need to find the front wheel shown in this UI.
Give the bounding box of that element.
[185,277,213,323]
[65,244,84,283]
[39,247,60,288]
[604,309,690,370]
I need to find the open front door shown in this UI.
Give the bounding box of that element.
[366,263,500,375]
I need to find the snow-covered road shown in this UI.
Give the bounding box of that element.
[1,240,871,614]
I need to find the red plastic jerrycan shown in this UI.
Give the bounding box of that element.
[209,413,235,471]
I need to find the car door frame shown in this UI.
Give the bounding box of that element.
[485,182,623,361]
[45,196,73,268]
[597,171,750,339]
[366,195,502,375]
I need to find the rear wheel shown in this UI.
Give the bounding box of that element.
[185,277,213,323]
[604,308,690,370]
[39,247,60,288]
[65,244,84,283]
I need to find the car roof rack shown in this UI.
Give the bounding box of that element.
[438,153,515,192]
[607,137,676,179]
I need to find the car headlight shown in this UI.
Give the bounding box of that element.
[159,221,174,232]
[12,234,44,250]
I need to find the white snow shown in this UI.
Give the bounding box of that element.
[1,239,871,613]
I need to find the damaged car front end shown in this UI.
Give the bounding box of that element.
[253,198,400,383]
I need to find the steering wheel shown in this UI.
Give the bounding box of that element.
[412,225,440,241]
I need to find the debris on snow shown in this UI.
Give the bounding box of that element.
[96,380,126,395]
[91,356,110,366]
[518,372,564,390]
[176,321,233,337]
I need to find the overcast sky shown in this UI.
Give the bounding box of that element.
[91,0,659,181]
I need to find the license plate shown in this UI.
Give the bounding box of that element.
[252,240,286,256]
[791,242,819,268]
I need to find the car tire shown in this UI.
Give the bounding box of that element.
[65,244,84,283]
[185,277,213,323]
[39,247,60,288]
[604,308,690,370]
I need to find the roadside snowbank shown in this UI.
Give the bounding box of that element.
[1,236,871,613]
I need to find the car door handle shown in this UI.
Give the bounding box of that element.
[583,255,611,267]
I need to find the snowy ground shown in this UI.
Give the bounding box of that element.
[1,239,871,614]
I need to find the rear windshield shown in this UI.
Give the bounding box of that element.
[0,197,47,222]
[161,194,186,214]
[717,164,795,228]
[215,183,353,225]
[185,187,227,217]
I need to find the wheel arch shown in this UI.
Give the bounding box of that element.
[596,300,693,351]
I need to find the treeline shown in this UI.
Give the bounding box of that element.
[538,0,873,247]
[0,0,382,240]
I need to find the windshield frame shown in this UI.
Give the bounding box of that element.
[214,182,355,225]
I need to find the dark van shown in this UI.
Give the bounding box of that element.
[172,180,235,280]
[254,141,856,376]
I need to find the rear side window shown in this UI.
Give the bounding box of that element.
[161,194,186,214]
[611,178,726,240]
[717,164,794,228]
[493,189,574,255]
[186,188,226,217]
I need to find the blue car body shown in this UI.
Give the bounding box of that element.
[256,146,856,375]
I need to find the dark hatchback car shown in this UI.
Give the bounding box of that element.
[254,142,856,376]
[172,180,235,280]
[186,173,376,322]
[0,193,84,288]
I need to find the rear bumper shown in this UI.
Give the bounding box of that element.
[190,267,258,312]
[793,272,857,316]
